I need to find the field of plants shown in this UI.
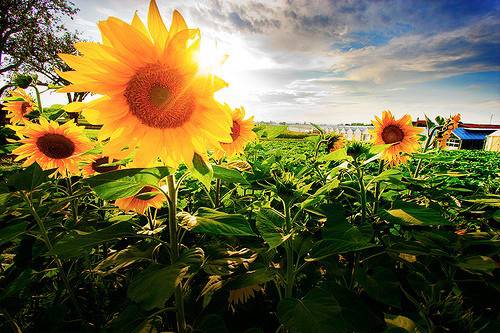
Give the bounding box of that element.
[1,1,499,332]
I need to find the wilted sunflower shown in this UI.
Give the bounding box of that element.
[326,133,345,153]
[214,106,256,159]
[57,0,232,168]
[115,186,164,214]
[228,284,263,308]
[12,118,92,175]
[82,155,120,176]
[371,110,421,165]
[2,88,37,124]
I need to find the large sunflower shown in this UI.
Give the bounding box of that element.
[213,106,256,159]
[115,185,164,214]
[2,88,37,124]
[12,118,93,175]
[82,155,120,177]
[371,110,421,165]
[57,0,232,168]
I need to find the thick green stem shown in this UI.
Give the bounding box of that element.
[214,178,222,208]
[66,176,78,224]
[373,160,384,214]
[22,192,83,320]
[414,126,441,178]
[356,167,367,224]
[32,85,43,113]
[283,200,294,298]
[167,175,187,333]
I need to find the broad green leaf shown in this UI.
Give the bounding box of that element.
[300,179,340,209]
[385,314,417,332]
[463,195,500,208]
[356,266,401,308]
[277,287,343,333]
[191,153,213,190]
[85,167,170,200]
[455,256,496,273]
[213,165,249,184]
[0,221,28,244]
[191,208,255,237]
[381,202,451,226]
[264,125,287,138]
[226,268,275,289]
[94,244,155,274]
[7,163,55,191]
[255,208,286,249]
[127,263,188,310]
[51,222,137,258]
[0,269,32,301]
[319,148,349,162]
[367,169,402,187]
[369,143,392,154]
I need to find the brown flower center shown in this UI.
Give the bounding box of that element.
[20,101,31,114]
[124,64,195,129]
[381,125,404,144]
[36,134,75,159]
[91,157,119,173]
[230,120,241,141]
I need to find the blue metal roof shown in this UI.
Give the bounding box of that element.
[452,128,494,141]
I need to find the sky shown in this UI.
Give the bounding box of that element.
[51,0,500,124]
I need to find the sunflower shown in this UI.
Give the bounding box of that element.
[2,88,37,124]
[56,0,232,168]
[213,106,256,159]
[12,118,93,175]
[82,155,120,176]
[326,133,345,153]
[437,113,461,149]
[228,284,263,307]
[371,110,421,165]
[115,185,164,214]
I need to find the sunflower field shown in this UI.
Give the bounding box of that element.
[0,1,499,332]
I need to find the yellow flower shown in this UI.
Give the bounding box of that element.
[12,118,93,175]
[2,88,37,124]
[228,284,262,307]
[56,0,232,168]
[438,113,461,149]
[82,155,120,176]
[371,110,421,165]
[115,185,164,214]
[214,106,256,159]
[327,134,345,153]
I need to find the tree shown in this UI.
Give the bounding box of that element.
[0,0,84,101]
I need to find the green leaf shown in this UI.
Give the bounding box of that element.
[319,148,349,162]
[381,201,451,226]
[356,266,401,308]
[277,287,343,333]
[7,163,55,191]
[369,144,392,154]
[127,263,188,310]
[385,314,417,333]
[86,167,170,200]
[300,179,340,209]
[226,268,275,289]
[191,208,255,237]
[213,165,249,184]
[0,221,28,244]
[191,153,213,190]
[51,222,137,258]
[255,208,286,249]
[455,256,496,273]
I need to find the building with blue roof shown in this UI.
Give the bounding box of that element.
[448,125,500,150]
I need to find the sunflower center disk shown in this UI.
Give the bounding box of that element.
[125,64,195,129]
[230,121,241,141]
[36,134,75,159]
[381,125,404,144]
[92,157,119,173]
[20,102,31,114]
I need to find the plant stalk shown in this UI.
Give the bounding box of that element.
[214,178,222,208]
[283,200,294,298]
[167,175,187,333]
[356,166,367,224]
[373,160,384,214]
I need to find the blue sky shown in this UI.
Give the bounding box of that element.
[56,0,500,124]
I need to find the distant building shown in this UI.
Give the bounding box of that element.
[447,123,500,150]
[485,130,500,152]
[331,125,373,142]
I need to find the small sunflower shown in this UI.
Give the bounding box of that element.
[57,0,232,168]
[438,113,461,149]
[228,284,263,307]
[115,185,164,214]
[371,110,421,165]
[214,106,256,159]
[326,133,345,153]
[2,88,37,124]
[12,118,93,175]
[82,155,120,176]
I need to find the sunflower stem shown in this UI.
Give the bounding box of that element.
[373,160,385,214]
[166,175,187,333]
[21,192,83,321]
[414,125,441,178]
[214,178,222,207]
[66,174,78,224]
[356,166,367,224]
[283,200,294,298]
[32,84,43,113]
